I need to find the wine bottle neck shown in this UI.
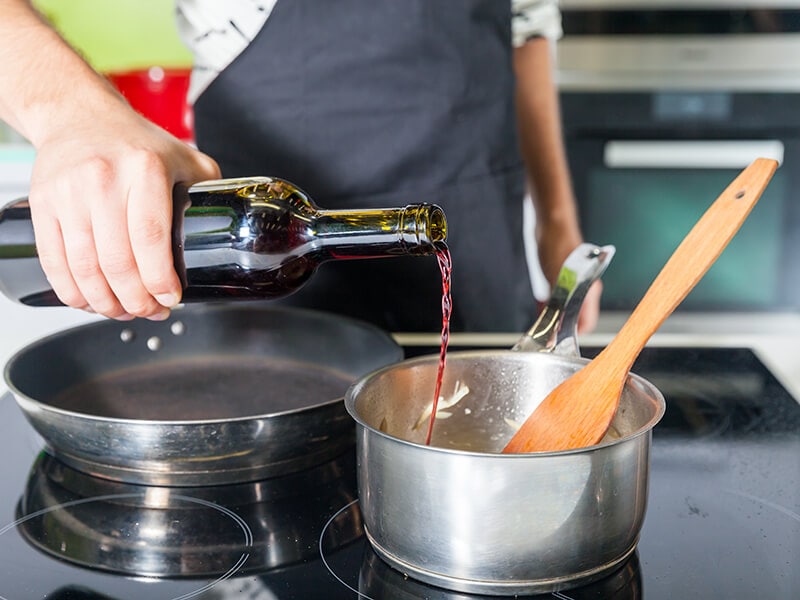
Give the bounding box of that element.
[315,205,446,256]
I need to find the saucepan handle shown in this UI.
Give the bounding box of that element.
[512,243,615,357]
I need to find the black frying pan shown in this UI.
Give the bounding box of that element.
[4,304,402,486]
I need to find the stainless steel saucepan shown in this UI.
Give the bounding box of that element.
[345,243,666,595]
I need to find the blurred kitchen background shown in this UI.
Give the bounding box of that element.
[556,0,799,316]
[2,0,800,396]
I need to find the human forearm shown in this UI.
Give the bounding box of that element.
[513,37,581,248]
[514,37,601,331]
[0,0,125,145]
[0,0,221,320]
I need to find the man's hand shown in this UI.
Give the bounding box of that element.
[536,224,602,334]
[28,108,220,320]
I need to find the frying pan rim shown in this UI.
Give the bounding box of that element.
[8,387,349,426]
[4,304,403,426]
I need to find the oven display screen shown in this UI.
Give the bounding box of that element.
[583,167,787,311]
[562,9,800,36]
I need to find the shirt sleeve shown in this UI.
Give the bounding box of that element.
[511,0,563,47]
[176,0,276,103]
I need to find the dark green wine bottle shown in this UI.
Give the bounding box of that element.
[0,177,447,306]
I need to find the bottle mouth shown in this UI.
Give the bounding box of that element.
[428,206,447,243]
[400,204,447,249]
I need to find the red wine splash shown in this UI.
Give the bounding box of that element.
[425,241,452,445]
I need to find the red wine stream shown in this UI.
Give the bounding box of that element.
[425,242,452,445]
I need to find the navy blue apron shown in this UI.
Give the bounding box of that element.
[193,0,536,332]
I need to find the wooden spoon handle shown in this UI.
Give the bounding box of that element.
[599,157,779,376]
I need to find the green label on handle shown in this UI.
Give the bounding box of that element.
[556,267,577,290]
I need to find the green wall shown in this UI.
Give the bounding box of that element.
[33,0,192,73]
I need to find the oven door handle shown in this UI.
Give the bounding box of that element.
[603,140,784,169]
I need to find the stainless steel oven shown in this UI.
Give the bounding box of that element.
[556,2,800,312]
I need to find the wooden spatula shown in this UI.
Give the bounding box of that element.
[503,157,779,454]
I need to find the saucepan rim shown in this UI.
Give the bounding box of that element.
[344,348,667,458]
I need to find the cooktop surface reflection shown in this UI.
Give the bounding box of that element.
[0,346,798,599]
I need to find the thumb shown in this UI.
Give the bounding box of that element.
[189,150,221,181]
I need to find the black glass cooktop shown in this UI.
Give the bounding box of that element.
[0,347,798,599]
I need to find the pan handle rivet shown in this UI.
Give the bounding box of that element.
[146,336,162,351]
[120,329,135,343]
[170,321,186,336]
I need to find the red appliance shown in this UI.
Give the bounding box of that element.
[106,67,194,142]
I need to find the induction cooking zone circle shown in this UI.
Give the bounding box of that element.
[1,492,249,600]
[1,451,361,598]
[319,500,644,599]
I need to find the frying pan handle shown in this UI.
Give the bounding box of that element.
[512,243,615,357]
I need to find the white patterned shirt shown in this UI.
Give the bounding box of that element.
[175,0,563,102]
